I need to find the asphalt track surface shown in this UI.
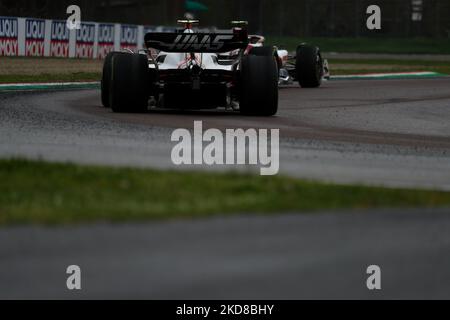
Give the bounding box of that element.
[1,209,450,300]
[2,78,450,189]
[1,78,450,299]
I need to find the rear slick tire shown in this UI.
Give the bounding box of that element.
[101,51,118,108]
[110,53,149,113]
[240,51,279,116]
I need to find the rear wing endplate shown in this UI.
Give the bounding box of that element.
[144,32,249,53]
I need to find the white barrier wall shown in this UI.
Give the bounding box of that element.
[0,15,161,59]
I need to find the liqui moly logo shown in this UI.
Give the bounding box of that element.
[25,19,45,56]
[26,19,45,39]
[50,20,70,57]
[98,24,114,44]
[97,24,114,59]
[121,25,138,45]
[76,23,95,58]
[76,23,95,43]
[0,17,18,56]
[0,17,18,38]
[52,21,70,41]
[120,25,138,51]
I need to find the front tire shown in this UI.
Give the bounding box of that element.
[296,44,323,88]
[110,53,149,113]
[239,47,279,116]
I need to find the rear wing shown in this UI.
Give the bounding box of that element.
[144,32,249,53]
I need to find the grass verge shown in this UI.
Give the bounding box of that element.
[328,58,450,75]
[0,57,102,84]
[0,52,448,84]
[266,36,450,54]
[0,73,101,84]
[1,159,450,226]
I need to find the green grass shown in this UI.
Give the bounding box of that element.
[333,70,448,76]
[331,67,450,76]
[327,58,450,75]
[0,72,101,84]
[1,159,450,226]
[330,59,450,66]
[0,67,447,82]
[266,36,450,54]
[1,45,449,84]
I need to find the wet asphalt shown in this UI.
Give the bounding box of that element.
[1,78,450,299]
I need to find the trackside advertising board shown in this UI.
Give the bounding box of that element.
[50,20,70,58]
[120,24,139,52]
[76,22,96,58]
[25,18,45,56]
[0,16,20,56]
[0,16,171,59]
[97,23,115,59]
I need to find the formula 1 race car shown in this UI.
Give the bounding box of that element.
[101,20,327,116]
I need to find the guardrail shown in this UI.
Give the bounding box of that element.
[0,16,179,59]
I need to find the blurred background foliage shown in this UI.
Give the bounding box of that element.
[0,0,449,38]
